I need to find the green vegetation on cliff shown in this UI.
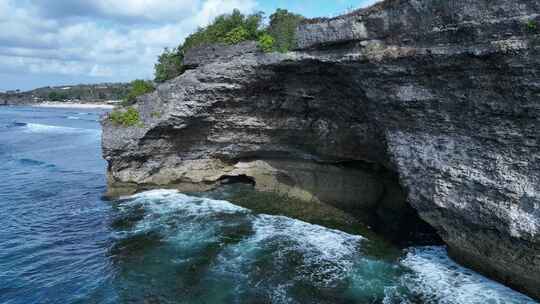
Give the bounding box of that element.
[154,48,185,83]
[122,80,155,106]
[109,107,141,127]
[154,8,304,83]
[257,33,276,53]
[183,9,263,50]
[266,9,304,53]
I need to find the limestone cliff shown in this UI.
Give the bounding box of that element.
[102,0,540,299]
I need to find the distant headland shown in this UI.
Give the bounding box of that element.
[0,83,131,107]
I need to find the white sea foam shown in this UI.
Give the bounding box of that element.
[399,246,537,304]
[270,283,296,304]
[217,214,364,290]
[118,189,248,239]
[66,116,98,122]
[124,190,364,288]
[35,102,114,109]
[251,214,364,276]
[117,190,537,304]
[23,123,90,134]
[129,189,247,216]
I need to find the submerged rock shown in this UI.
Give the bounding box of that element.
[102,0,540,299]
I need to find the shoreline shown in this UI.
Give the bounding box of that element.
[34,102,116,109]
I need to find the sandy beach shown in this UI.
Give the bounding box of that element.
[35,102,116,109]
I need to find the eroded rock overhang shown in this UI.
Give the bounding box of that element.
[102,0,540,299]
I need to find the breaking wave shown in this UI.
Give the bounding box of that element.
[3,122,101,137]
[66,115,98,122]
[109,189,537,304]
[398,246,537,304]
[23,123,88,134]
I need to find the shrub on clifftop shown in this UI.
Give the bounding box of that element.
[223,26,250,44]
[123,80,155,105]
[154,9,264,83]
[154,48,185,83]
[267,9,304,52]
[183,9,263,50]
[109,107,141,127]
[258,33,276,52]
[153,8,305,83]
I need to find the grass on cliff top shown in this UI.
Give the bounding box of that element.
[109,107,142,127]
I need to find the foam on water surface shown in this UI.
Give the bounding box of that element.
[66,115,99,122]
[109,189,539,304]
[249,215,364,286]
[23,123,88,134]
[128,189,248,216]
[399,246,537,304]
[124,190,362,263]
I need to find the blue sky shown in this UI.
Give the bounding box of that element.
[260,0,371,18]
[0,0,379,92]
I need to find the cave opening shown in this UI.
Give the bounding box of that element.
[265,61,444,248]
[213,158,442,248]
[218,174,256,187]
[333,160,444,247]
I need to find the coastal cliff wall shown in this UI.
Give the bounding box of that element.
[102,0,540,299]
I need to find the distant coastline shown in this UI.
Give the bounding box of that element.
[1,82,130,107]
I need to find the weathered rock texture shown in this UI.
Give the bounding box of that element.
[102,0,540,299]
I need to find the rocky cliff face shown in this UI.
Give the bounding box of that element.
[102,0,540,299]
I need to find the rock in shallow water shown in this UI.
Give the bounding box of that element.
[102,0,540,299]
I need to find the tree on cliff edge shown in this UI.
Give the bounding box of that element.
[153,8,304,83]
[154,47,185,83]
[267,9,304,52]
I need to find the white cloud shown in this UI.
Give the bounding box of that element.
[89,64,114,77]
[0,0,257,85]
[94,0,200,22]
[194,0,257,25]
